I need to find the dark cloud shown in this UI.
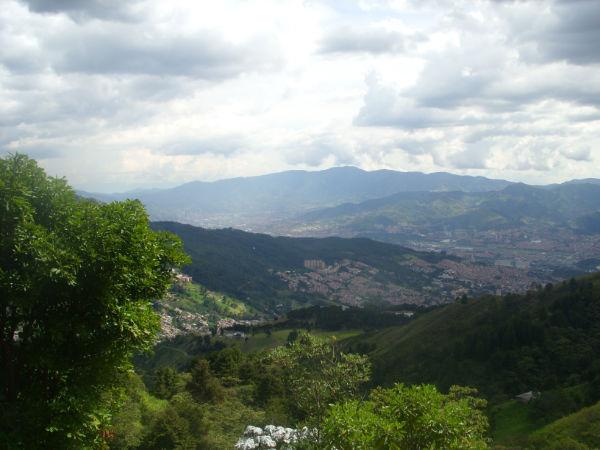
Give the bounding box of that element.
[354,75,481,129]
[1,143,63,159]
[19,0,142,22]
[319,26,407,54]
[511,0,600,65]
[48,29,279,78]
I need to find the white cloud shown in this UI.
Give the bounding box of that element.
[0,0,598,192]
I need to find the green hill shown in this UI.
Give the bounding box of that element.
[528,400,600,449]
[287,183,600,235]
[345,273,600,404]
[152,221,469,312]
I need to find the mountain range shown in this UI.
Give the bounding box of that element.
[276,182,600,236]
[82,167,513,228]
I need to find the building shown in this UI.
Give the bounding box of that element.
[304,259,326,270]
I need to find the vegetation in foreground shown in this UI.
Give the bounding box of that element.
[2,154,599,449]
[0,154,188,448]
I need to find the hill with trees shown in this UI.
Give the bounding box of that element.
[346,274,600,398]
[280,182,600,236]
[151,221,543,313]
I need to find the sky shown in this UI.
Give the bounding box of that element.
[1,0,599,192]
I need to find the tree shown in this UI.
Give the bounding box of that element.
[0,154,188,448]
[140,393,207,450]
[187,359,224,403]
[153,367,180,400]
[268,332,371,426]
[321,384,489,449]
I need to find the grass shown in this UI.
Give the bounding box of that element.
[528,400,600,449]
[490,400,538,444]
[167,282,261,321]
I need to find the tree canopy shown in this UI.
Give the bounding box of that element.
[0,154,188,448]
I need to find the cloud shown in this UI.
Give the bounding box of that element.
[160,135,247,156]
[285,134,358,167]
[1,0,599,191]
[319,25,407,54]
[19,0,143,22]
[505,0,600,65]
[561,147,592,162]
[354,74,481,129]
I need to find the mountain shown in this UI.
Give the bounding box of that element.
[282,183,600,234]
[82,167,513,228]
[151,221,544,313]
[270,183,600,277]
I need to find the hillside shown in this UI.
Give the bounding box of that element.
[152,221,544,313]
[273,182,600,278]
[83,167,512,228]
[281,183,600,235]
[345,273,600,405]
[527,400,600,449]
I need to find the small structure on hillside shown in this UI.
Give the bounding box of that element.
[515,391,539,404]
[172,269,192,284]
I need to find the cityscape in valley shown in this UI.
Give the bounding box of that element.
[4,0,600,448]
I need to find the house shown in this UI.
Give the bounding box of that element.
[515,391,539,404]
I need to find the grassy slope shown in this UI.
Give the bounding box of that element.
[528,401,600,449]
[236,328,362,353]
[168,282,260,320]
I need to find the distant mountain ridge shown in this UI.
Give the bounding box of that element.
[279,182,600,235]
[81,166,514,227]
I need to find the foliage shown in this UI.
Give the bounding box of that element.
[321,384,489,450]
[0,154,188,448]
[268,332,371,426]
[187,359,224,403]
[152,367,180,400]
[528,400,600,449]
[346,274,600,407]
[139,392,207,450]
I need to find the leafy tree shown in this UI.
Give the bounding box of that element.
[140,393,206,450]
[268,332,371,426]
[153,367,180,400]
[0,154,188,448]
[187,359,224,403]
[321,383,489,449]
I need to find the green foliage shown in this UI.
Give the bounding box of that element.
[139,392,207,450]
[321,384,489,450]
[187,359,224,403]
[166,281,258,322]
[346,274,600,406]
[268,332,371,426]
[152,367,179,400]
[108,373,169,449]
[528,400,600,449]
[0,154,188,448]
